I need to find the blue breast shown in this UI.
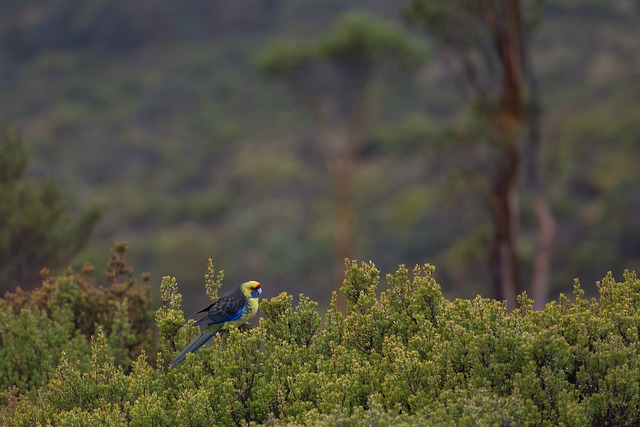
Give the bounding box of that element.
[214,307,244,323]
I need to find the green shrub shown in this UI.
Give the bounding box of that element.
[2,260,640,426]
[0,241,156,397]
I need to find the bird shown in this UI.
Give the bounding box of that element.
[169,280,262,367]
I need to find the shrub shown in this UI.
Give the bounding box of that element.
[2,259,639,426]
[0,241,156,396]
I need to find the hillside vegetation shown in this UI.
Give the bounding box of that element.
[0,0,639,312]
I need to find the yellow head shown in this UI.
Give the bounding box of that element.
[241,281,262,299]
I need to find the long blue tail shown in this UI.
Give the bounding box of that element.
[170,324,222,367]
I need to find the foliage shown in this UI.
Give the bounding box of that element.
[2,258,640,426]
[259,11,426,103]
[0,241,157,396]
[0,128,101,291]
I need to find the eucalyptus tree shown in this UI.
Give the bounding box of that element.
[405,0,553,309]
[260,13,426,304]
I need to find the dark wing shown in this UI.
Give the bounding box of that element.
[192,287,246,326]
[186,287,240,319]
[187,304,213,319]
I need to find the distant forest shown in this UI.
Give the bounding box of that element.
[1,0,639,313]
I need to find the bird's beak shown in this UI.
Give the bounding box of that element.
[258,287,262,295]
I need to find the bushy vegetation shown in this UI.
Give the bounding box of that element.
[0,241,156,395]
[2,255,639,426]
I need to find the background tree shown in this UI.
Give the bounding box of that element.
[405,0,554,309]
[0,128,101,292]
[259,13,426,305]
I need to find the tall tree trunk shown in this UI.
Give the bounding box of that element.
[480,0,525,309]
[333,158,354,312]
[493,0,555,310]
[489,142,521,307]
[330,87,370,312]
[312,123,357,313]
[307,102,354,311]
[335,163,354,264]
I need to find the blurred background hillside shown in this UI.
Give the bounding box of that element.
[1,0,639,313]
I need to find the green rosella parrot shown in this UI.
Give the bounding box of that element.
[170,280,262,367]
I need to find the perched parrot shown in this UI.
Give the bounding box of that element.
[170,280,262,367]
